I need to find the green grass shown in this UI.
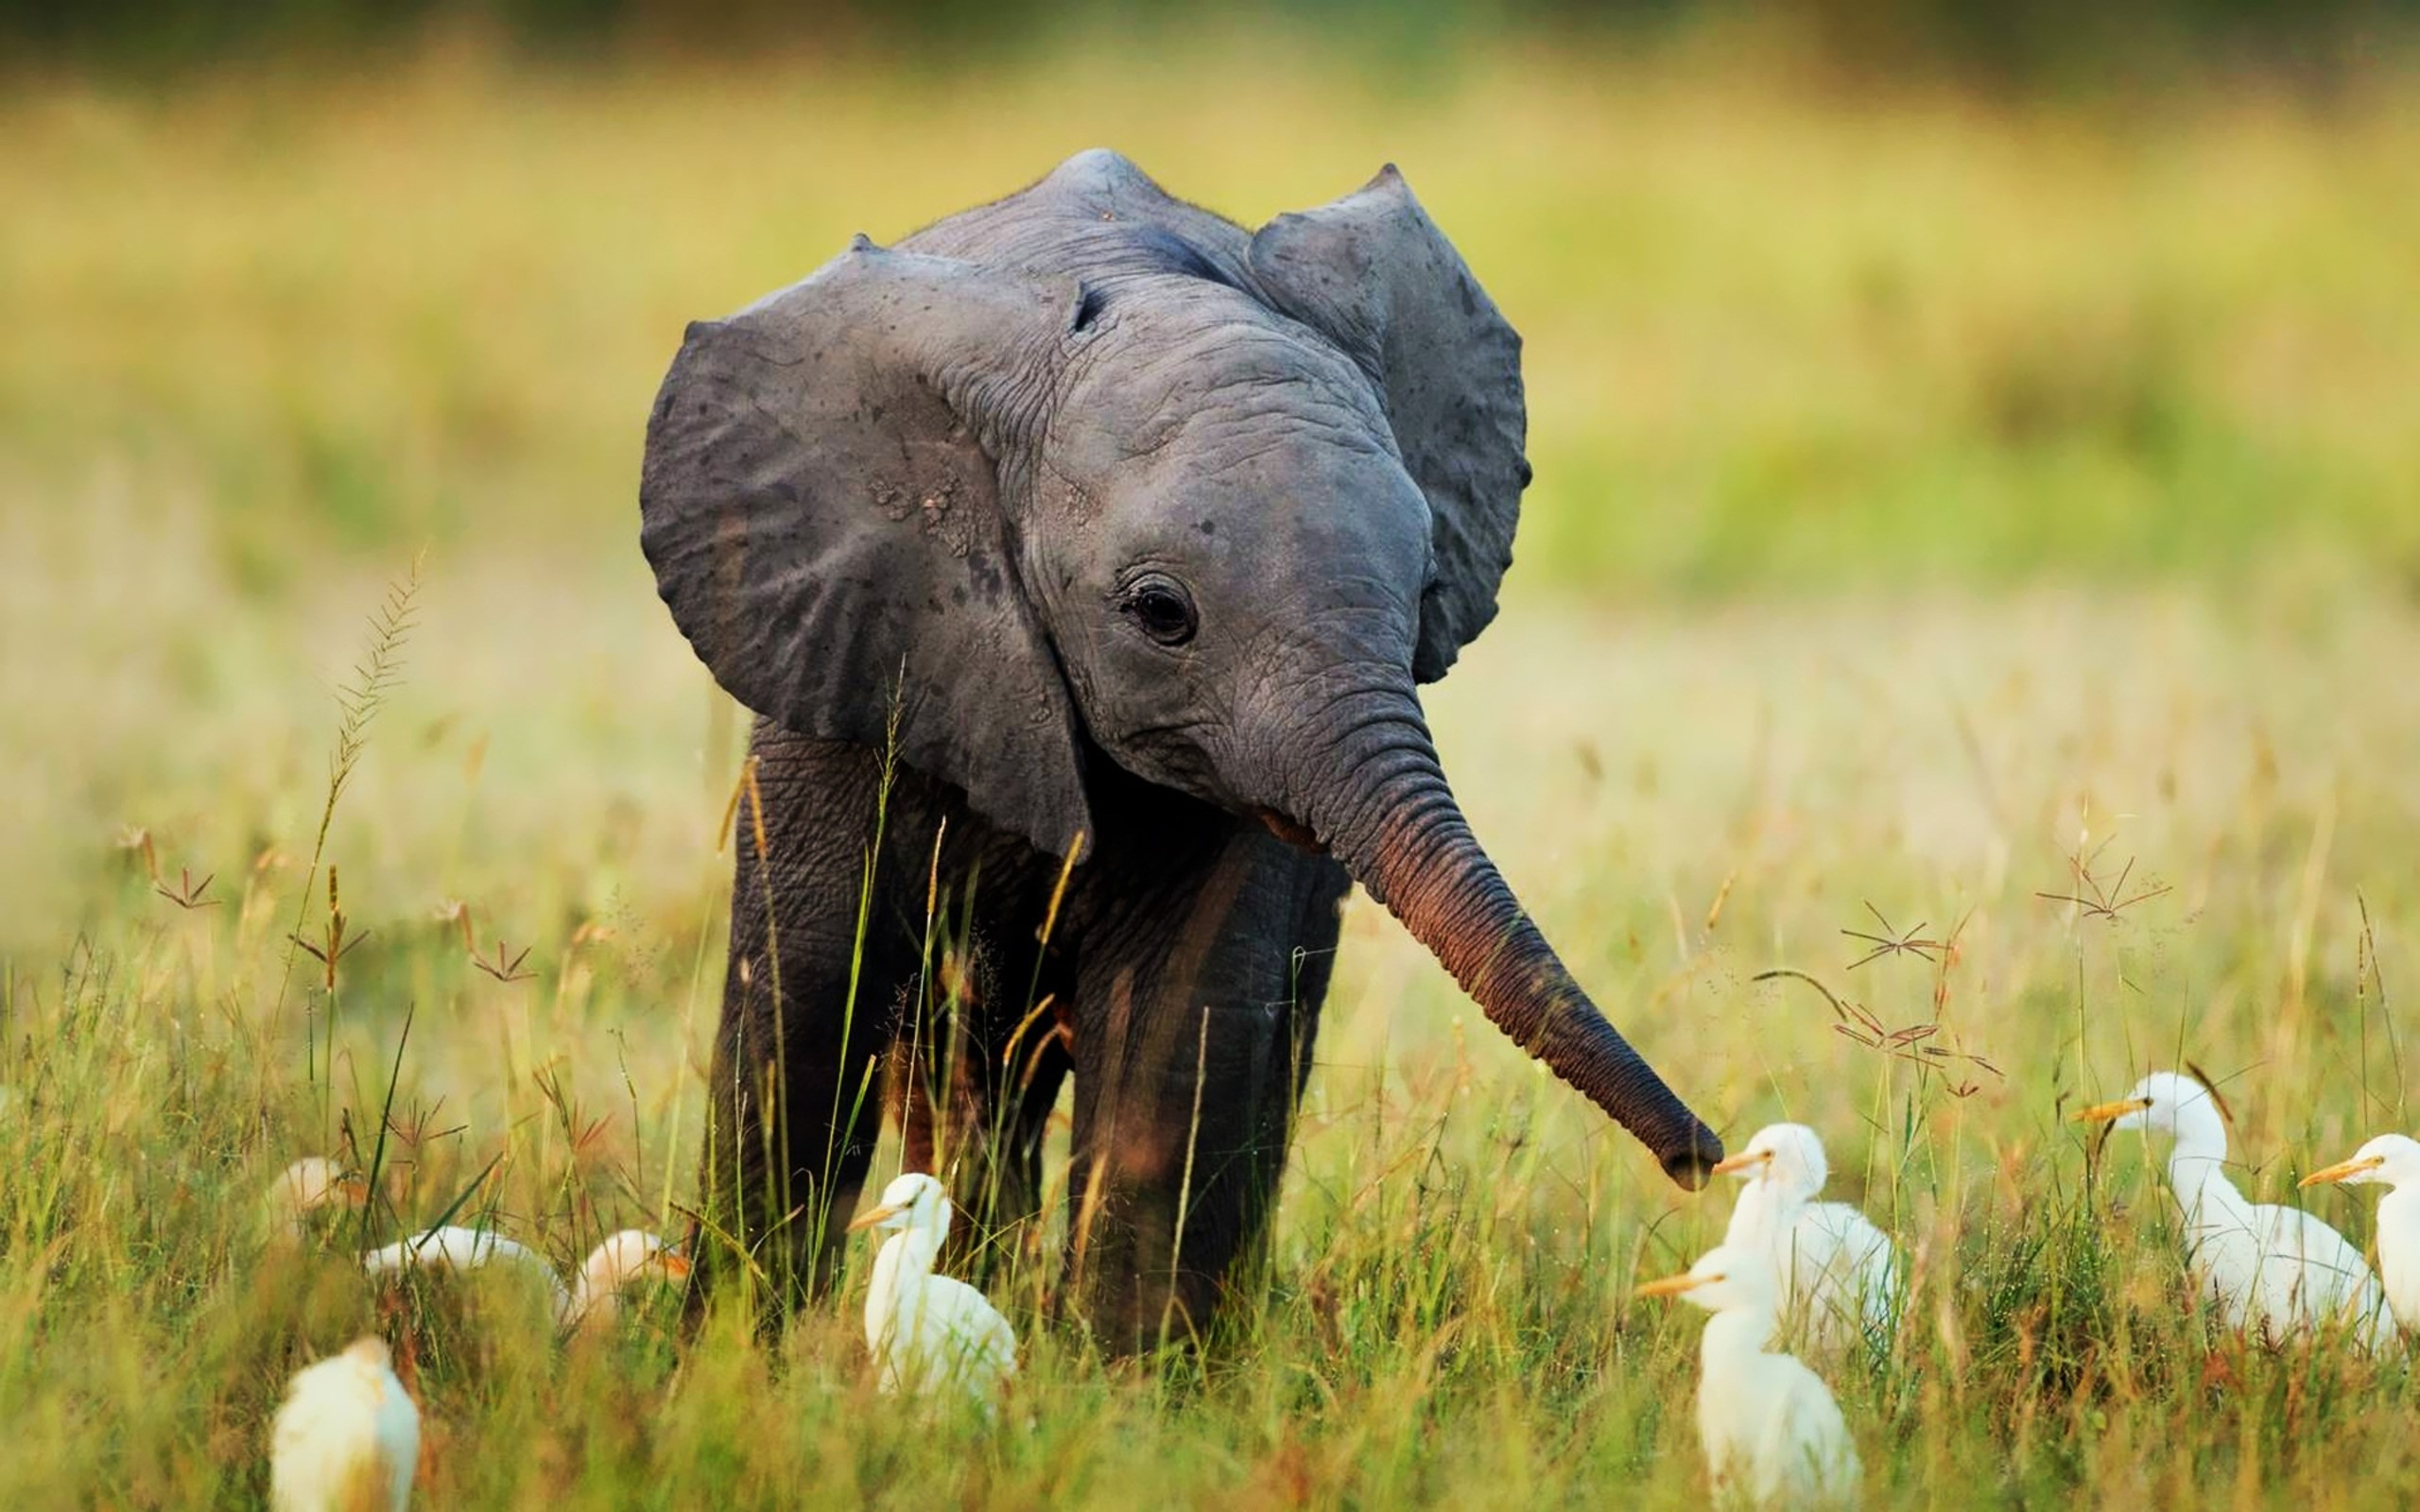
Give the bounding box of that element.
[6,39,2420,1511]
[6,575,2418,1506]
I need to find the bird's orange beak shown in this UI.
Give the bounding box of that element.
[657,1250,694,1280]
[2073,1097,2152,1125]
[335,1177,372,1204]
[1710,1149,1772,1176]
[1634,1270,1720,1299]
[2300,1154,2386,1188]
[846,1202,906,1234]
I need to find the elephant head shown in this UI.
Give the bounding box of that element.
[641,150,1721,1186]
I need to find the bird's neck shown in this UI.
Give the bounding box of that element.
[1727,1178,1797,1246]
[2163,1120,2238,1223]
[562,1264,620,1329]
[2377,1185,2420,1277]
[1700,1303,1778,1370]
[870,1228,942,1319]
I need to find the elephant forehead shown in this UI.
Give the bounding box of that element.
[1052,304,1392,473]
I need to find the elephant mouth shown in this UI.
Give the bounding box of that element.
[1253,807,1329,854]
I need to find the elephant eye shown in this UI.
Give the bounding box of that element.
[1120,574,1198,647]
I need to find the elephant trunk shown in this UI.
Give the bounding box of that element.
[1282,688,1722,1187]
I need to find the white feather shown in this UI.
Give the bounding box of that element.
[269,1336,419,1512]
[1643,1243,1861,1508]
[2087,1071,2392,1349]
[1719,1124,1903,1354]
[2298,1131,2420,1335]
[855,1173,1017,1409]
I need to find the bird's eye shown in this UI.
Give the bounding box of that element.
[1121,574,1197,647]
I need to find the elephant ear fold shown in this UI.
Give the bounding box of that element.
[642,242,1096,858]
[1247,166,1530,683]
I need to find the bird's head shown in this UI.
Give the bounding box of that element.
[2073,1071,2222,1143]
[264,1157,372,1244]
[1710,1123,1828,1196]
[580,1229,692,1293]
[1634,1242,1776,1316]
[847,1172,953,1244]
[562,1229,691,1333]
[274,1157,372,1211]
[2302,1133,2420,1193]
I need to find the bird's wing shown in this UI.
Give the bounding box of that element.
[2263,1203,2392,1341]
[1789,1204,1902,1344]
[358,1240,410,1277]
[375,1370,422,1512]
[1723,1178,1780,1249]
[417,1227,502,1268]
[1768,1360,1860,1503]
[925,1276,1018,1380]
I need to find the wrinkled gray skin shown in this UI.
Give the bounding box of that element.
[642,150,1721,1349]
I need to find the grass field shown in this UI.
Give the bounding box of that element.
[5,41,2420,1509]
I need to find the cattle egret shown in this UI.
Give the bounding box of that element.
[848,1173,1017,1407]
[363,1226,689,1333]
[561,1229,694,1332]
[1637,1242,1860,1508]
[361,1225,567,1314]
[265,1159,370,1244]
[2077,1071,2392,1349]
[1714,1124,1902,1352]
[2301,1133,2420,1333]
[269,1335,420,1512]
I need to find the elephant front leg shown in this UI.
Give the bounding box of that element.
[890,931,1077,1283]
[1064,833,1348,1352]
[694,730,913,1323]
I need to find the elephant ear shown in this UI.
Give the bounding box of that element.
[1247,166,1530,683]
[641,240,1095,857]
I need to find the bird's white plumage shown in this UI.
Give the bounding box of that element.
[269,1335,420,1512]
[2081,1071,2392,1350]
[1640,1242,1860,1508]
[2301,1132,2420,1334]
[852,1173,1016,1408]
[1716,1123,1902,1353]
[360,1224,569,1314]
[265,1159,369,1243]
[361,1224,688,1332]
[561,1228,693,1332]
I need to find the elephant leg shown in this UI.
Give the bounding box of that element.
[891,908,1077,1281]
[695,726,918,1321]
[1063,823,1349,1351]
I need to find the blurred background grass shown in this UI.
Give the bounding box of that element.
[5,2,2417,996]
[7,8,2419,597]
[3,4,2414,989]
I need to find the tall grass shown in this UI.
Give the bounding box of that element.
[2,576,2416,1504]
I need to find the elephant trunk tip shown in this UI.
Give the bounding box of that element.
[1659,1124,1726,1191]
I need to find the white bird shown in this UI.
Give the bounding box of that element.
[1637,1242,1861,1508]
[559,1228,694,1332]
[1714,1124,1902,1354]
[269,1335,420,1512]
[361,1224,566,1311]
[2077,1071,2392,1350]
[2300,1132,2420,1333]
[264,1159,370,1244]
[848,1172,1017,1408]
[361,1225,689,1332]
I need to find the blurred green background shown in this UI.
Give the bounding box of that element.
[2,4,2415,949]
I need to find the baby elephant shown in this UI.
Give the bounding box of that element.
[641,148,1720,1349]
